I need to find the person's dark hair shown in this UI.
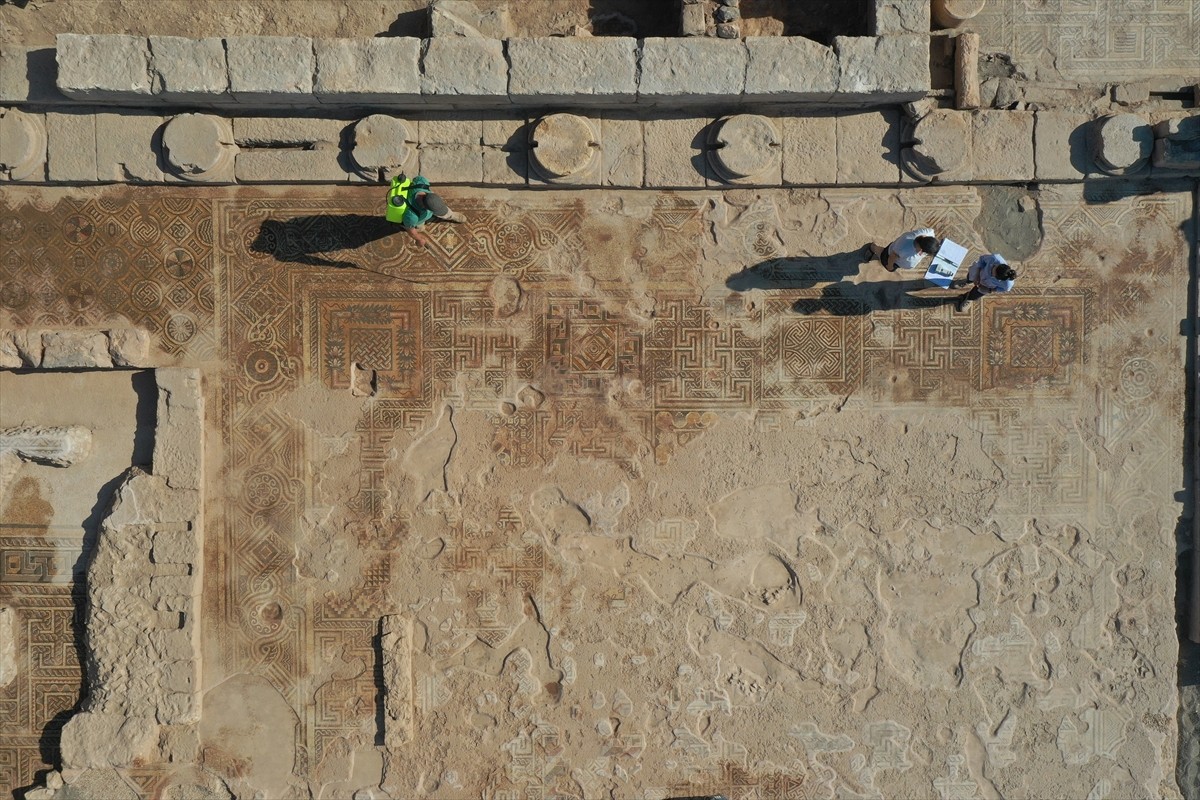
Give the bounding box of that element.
[916,235,940,255]
[995,264,1017,281]
[421,192,450,218]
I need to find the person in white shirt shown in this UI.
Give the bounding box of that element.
[956,253,1016,311]
[867,227,941,272]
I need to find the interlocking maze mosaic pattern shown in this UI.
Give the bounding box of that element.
[0,185,1189,797]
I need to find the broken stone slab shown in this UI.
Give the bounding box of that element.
[56,34,152,101]
[836,109,902,184]
[600,117,644,187]
[973,109,1035,181]
[0,330,17,368]
[430,0,511,38]
[643,117,713,187]
[0,607,15,690]
[47,112,98,182]
[421,37,508,102]
[104,472,200,527]
[744,37,838,102]
[834,35,929,102]
[1034,111,1095,181]
[0,45,61,104]
[0,108,46,182]
[225,36,314,104]
[351,114,417,179]
[955,32,981,110]
[59,712,159,769]
[96,113,167,183]
[508,37,638,105]
[902,109,973,182]
[162,113,235,183]
[0,425,93,467]
[235,148,351,183]
[40,330,113,368]
[314,38,421,104]
[1091,113,1152,176]
[639,38,747,103]
[708,114,782,184]
[782,116,837,185]
[155,368,203,491]
[872,0,931,34]
[148,36,229,101]
[381,615,413,745]
[107,328,152,366]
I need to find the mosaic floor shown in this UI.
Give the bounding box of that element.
[0,184,1189,797]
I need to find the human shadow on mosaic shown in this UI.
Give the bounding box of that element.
[791,278,959,317]
[250,215,399,269]
[726,250,866,292]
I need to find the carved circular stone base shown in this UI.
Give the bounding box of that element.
[162,114,234,182]
[903,110,971,181]
[530,113,599,181]
[1092,113,1153,176]
[351,115,414,180]
[932,0,987,28]
[0,109,46,181]
[707,114,780,183]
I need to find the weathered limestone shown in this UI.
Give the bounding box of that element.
[381,615,413,746]
[430,0,511,39]
[0,607,14,690]
[0,45,60,104]
[233,117,345,148]
[708,114,782,184]
[1034,111,1094,181]
[639,38,747,103]
[955,32,981,110]
[482,117,528,185]
[0,328,149,368]
[56,34,151,101]
[783,116,837,185]
[972,109,1035,181]
[154,369,203,491]
[417,118,484,183]
[903,108,972,181]
[508,37,638,104]
[314,38,421,104]
[0,108,46,182]
[644,117,711,187]
[1153,115,1200,171]
[681,2,707,36]
[147,36,228,101]
[225,36,314,104]
[46,112,98,182]
[745,37,839,102]
[0,425,93,467]
[235,149,348,184]
[162,113,235,183]
[351,115,416,179]
[421,37,508,102]
[42,330,114,368]
[932,0,987,28]
[600,117,644,187]
[96,113,166,182]
[59,712,160,770]
[835,35,929,102]
[872,0,932,34]
[1092,113,1153,176]
[837,110,902,183]
[530,113,600,184]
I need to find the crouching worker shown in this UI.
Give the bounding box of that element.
[385,173,466,249]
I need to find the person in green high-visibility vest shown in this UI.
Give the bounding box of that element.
[385,173,465,249]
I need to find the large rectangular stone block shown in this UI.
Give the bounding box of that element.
[835,35,929,102]
[482,118,527,185]
[57,34,152,101]
[421,37,508,101]
[1034,111,1095,181]
[783,116,837,185]
[639,38,746,103]
[643,117,711,187]
[418,118,482,147]
[836,110,902,184]
[973,110,1035,181]
[508,37,637,104]
[155,368,203,491]
[314,37,421,104]
[1,45,61,104]
[601,117,644,187]
[233,117,346,147]
[430,0,510,38]
[236,149,350,183]
[745,37,838,102]
[148,36,229,101]
[96,113,166,182]
[225,36,314,104]
[871,0,931,34]
[417,145,483,184]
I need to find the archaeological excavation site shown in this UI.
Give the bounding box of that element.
[0,0,1199,797]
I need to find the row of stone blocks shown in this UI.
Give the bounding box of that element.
[0,32,930,108]
[5,105,1200,187]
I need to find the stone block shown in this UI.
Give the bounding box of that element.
[148,36,229,100]
[225,36,314,104]
[482,118,528,185]
[47,112,98,182]
[872,0,931,34]
[745,37,838,102]
[159,691,198,724]
[421,37,508,101]
[529,113,601,185]
[158,660,196,695]
[96,113,166,183]
[0,607,15,690]
[836,110,902,184]
[419,118,482,147]
[60,712,159,769]
[154,368,203,490]
[106,328,151,366]
[235,149,350,183]
[162,113,235,183]
[148,628,195,663]
[1034,111,1094,181]
[782,116,837,185]
[1,45,61,104]
[314,38,421,103]
[902,108,973,182]
[233,117,345,147]
[601,117,644,187]
[56,34,151,100]
[150,575,196,601]
[682,3,707,36]
[105,474,199,527]
[955,32,980,109]
[0,108,46,181]
[639,38,747,103]
[708,114,782,184]
[40,330,113,368]
[972,109,1034,181]
[382,614,413,745]
[430,0,510,38]
[418,145,483,184]
[835,35,929,102]
[508,37,638,104]
[643,117,711,188]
